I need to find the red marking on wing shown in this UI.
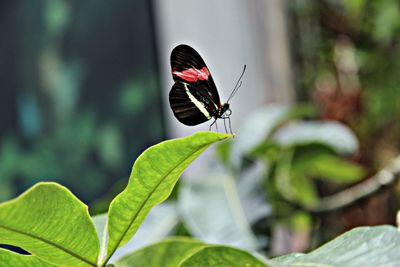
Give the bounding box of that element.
[173,67,210,82]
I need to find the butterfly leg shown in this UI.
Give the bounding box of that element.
[227,116,233,135]
[220,116,233,135]
[226,116,233,135]
[223,117,228,133]
[209,118,218,132]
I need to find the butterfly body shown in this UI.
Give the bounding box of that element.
[169,44,233,128]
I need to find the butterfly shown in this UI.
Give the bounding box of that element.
[169,44,245,133]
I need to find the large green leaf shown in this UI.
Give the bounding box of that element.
[0,248,56,267]
[273,225,400,267]
[0,182,99,267]
[179,245,269,267]
[115,237,206,267]
[105,132,231,263]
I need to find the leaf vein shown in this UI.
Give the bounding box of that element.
[0,224,97,267]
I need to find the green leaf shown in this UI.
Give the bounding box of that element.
[0,182,99,267]
[179,245,269,267]
[115,237,206,267]
[273,225,400,267]
[0,248,56,267]
[105,132,231,263]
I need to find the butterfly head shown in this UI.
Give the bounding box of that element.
[218,103,231,118]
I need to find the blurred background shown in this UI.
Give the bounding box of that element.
[1,0,400,259]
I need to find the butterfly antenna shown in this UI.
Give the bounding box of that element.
[227,64,246,103]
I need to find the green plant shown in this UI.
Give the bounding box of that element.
[218,105,364,212]
[0,132,399,267]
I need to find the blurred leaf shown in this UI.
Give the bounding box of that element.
[274,147,319,206]
[274,149,296,202]
[372,1,400,44]
[97,123,123,168]
[249,141,281,163]
[289,211,312,230]
[342,0,366,17]
[273,121,359,154]
[0,183,99,267]
[0,248,55,267]
[307,154,365,183]
[292,144,365,183]
[115,238,205,267]
[105,132,231,262]
[272,225,400,267]
[179,174,261,250]
[54,61,83,120]
[290,172,318,206]
[237,162,271,224]
[118,80,146,115]
[231,105,315,168]
[44,0,70,35]
[291,143,336,166]
[231,105,290,168]
[216,139,232,168]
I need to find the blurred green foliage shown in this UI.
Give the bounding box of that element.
[216,104,366,251]
[258,142,364,208]
[0,0,164,207]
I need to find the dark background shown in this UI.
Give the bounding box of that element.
[0,0,164,209]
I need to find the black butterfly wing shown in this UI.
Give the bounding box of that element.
[169,81,219,126]
[170,44,221,107]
